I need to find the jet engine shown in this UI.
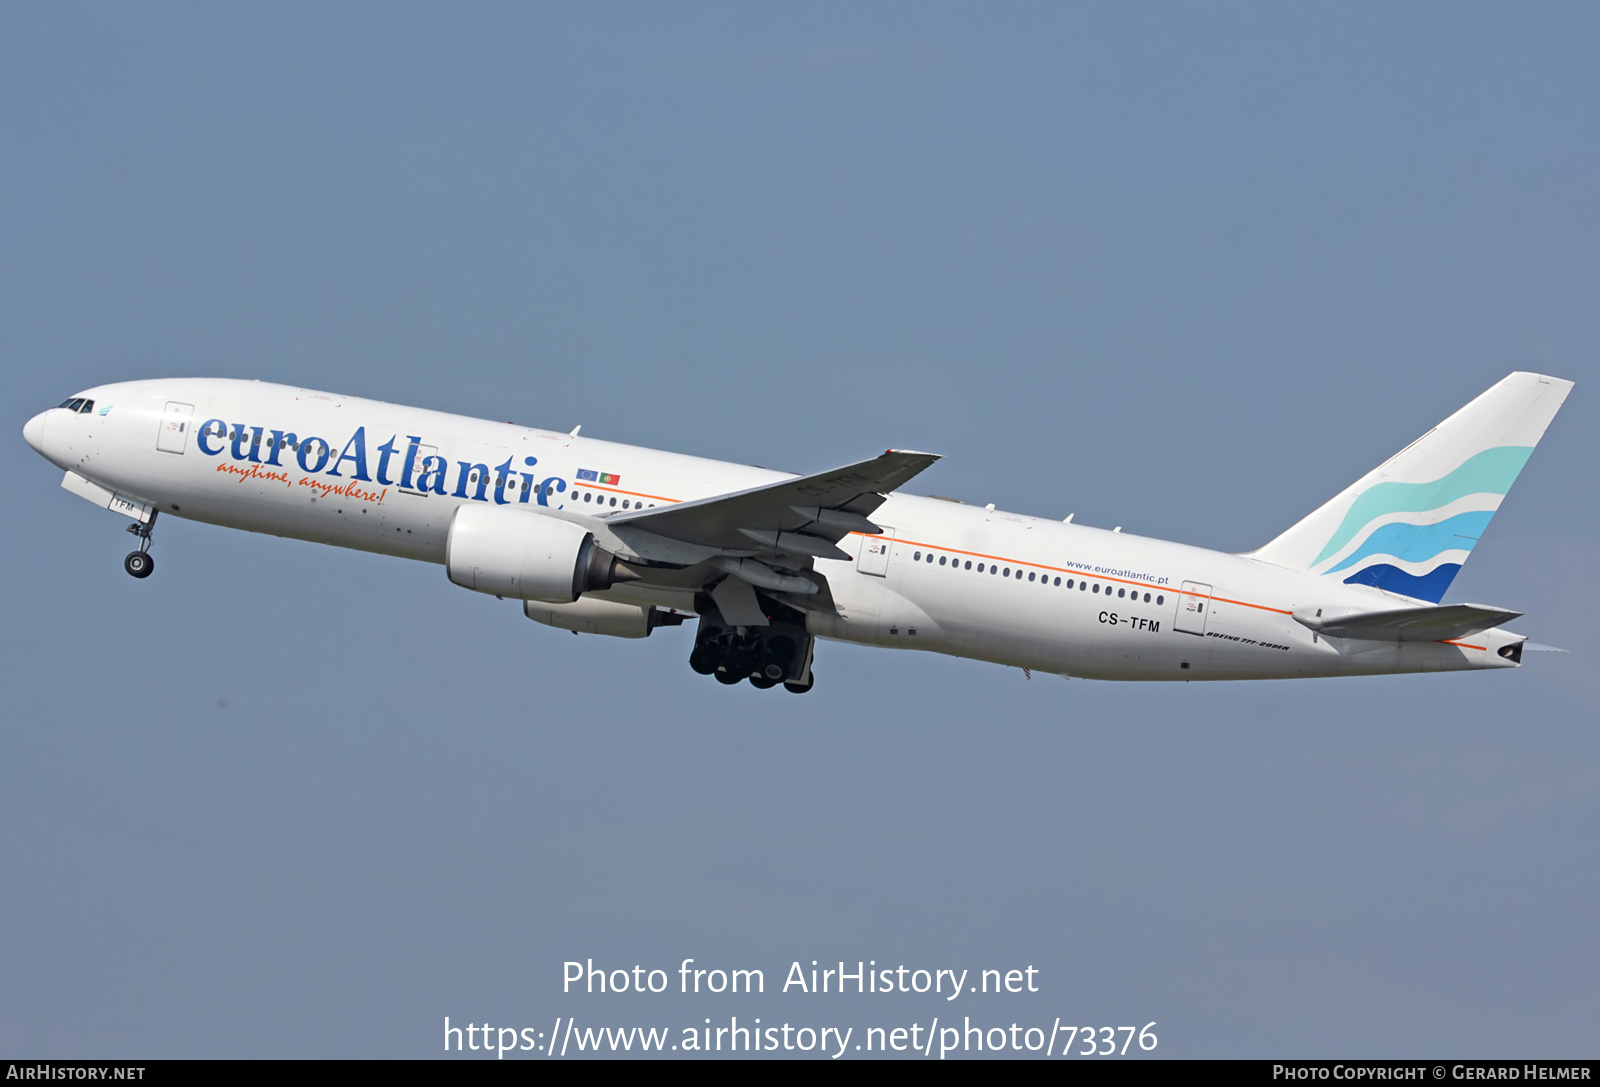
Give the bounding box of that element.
[446,505,633,602]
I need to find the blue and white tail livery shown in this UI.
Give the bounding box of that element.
[1250,372,1574,602]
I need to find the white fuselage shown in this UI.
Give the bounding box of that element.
[25,379,1523,681]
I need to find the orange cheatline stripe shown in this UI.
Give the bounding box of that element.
[1208,594,1295,617]
[1441,639,1488,651]
[585,483,679,503]
[860,532,1296,616]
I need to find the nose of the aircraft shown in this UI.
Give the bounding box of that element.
[23,410,48,454]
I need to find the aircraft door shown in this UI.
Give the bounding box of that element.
[156,402,195,454]
[399,444,439,496]
[1174,580,1213,635]
[857,528,894,577]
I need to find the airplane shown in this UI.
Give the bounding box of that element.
[22,372,1571,692]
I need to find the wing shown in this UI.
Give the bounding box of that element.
[1296,603,1522,642]
[608,449,941,556]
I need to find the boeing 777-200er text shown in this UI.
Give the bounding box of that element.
[22,373,1572,691]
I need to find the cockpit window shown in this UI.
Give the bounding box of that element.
[77,399,94,414]
[56,398,95,413]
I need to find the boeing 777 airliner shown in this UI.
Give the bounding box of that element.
[22,372,1571,691]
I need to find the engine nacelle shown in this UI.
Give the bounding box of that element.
[446,505,630,602]
[524,597,685,639]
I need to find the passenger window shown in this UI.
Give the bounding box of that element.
[964,561,971,570]
[1066,579,1074,588]
[1053,577,1060,586]
[1156,594,1164,605]
[622,500,629,509]
[1028,571,1036,581]
[1143,592,1150,602]
[939,555,946,566]
[991,565,998,575]
[1093,584,1100,593]
[1002,567,1010,577]
[976,564,984,573]
[584,493,592,502]
[1118,587,1125,598]
[610,497,617,506]
[914,551,922,561]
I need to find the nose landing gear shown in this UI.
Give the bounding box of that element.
[123,512,157,579]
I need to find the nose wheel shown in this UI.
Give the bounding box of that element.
[123,512,157,579]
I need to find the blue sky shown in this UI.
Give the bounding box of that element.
[3,3,1597,1057]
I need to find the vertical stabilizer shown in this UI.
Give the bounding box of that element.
[1247,372,1573,602]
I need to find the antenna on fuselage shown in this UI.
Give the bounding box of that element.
[569,425,581,437]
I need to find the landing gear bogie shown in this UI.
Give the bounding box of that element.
[688,590,816,693]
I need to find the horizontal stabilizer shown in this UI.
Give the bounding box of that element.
[1295,603,1522,642]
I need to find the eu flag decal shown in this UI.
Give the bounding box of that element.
[599,472,621,485]
[576,469,598,481]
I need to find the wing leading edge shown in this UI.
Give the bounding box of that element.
[608,449,941,554]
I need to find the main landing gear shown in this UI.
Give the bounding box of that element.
[689,592,816,693]
[123,512,157,579]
